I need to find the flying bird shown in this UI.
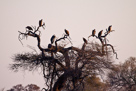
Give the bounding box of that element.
[83,37,88,44]
[39,19,43,27]
[92,29,96,37]
[64,29,69,36]
[26,26,33,31]
[98,30,103,38]
[50,35,56,44]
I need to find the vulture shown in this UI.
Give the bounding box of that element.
[39,19,43,27]
[26,26,33,31]
[64,29,69,36]
[108,25,112,33]
[50,35,56,44]
[83,37,88,44]
[98,30,103,38]
[92,29,96,37]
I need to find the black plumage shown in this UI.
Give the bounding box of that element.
[98,30,103,38]
[108,25,112,33]
[65,29,69,36]
[48,44,52,49]
[92,29,96,37]
[26,26,33,30]
[50,35,56,44]
[83,37,87,44]
[39,19,43,27]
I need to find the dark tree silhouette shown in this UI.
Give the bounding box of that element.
[107,57,136,91]
[10,20,117,91]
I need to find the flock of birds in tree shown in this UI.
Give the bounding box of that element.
[19,19,114,49]
[26,19,45,31]
[83,25,113,44]
[49,25,113,45]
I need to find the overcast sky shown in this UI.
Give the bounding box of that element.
[0,0,136,90]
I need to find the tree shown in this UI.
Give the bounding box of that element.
[7,84,40,91]
[83,75,109,91]
[10,20,117,91]
[108,57,136,91]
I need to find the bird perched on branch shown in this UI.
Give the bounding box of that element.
[83,37,88,44]
[64,29,69,36]
[48,44,52,49]
[98,30,103,38]
[39,19,45,29]
[107,25,112,34]
[88,29,96,40]
[64,29,72,40]
[39,19,43,27]
[26,26,33,31]
[92,29,96,37]
[50,35,56,44]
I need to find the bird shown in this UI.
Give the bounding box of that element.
[107,25,112,33]
[50,35,56,44]
[64,29,69,36]
[48,44,52,49]
[26,26,33,31]
[39,19,43,27]
[83,37,88,44]
[98,30,103,38]
[92,29,96,37]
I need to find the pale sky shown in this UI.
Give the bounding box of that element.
[0,0,136,90]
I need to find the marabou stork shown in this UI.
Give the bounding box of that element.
[26,26,33,31]
[64,29,69,36]
[39,19,43,27]
[50,35,56,44]
[92,29,96,37]
[98,30,103,38]
[83,37,88,44]
[107,25,112,34]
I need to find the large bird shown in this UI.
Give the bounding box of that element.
[39,19,43,27]
[98,30,103,38]
[107,25,112,34]
[50,35,56,44]
[48,44,52,49]
[92,29,96,37]
[88,29,96,40]
[26,26,33,31]
[83,37,88,44]
[64,29,69,36]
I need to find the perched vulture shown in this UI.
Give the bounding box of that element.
[50,35,56,44]
[98,30,103,38]
[83,37,88,44]
[65,29,69,36]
